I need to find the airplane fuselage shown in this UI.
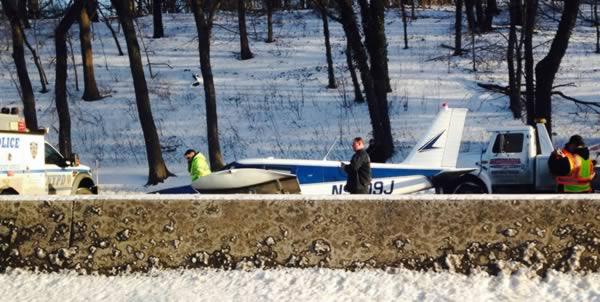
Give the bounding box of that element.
[227,158,443,195]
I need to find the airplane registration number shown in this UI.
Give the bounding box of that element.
[331,180,395,195]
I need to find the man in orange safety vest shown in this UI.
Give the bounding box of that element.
[549,135,596,193]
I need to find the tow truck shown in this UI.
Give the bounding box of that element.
[0,108,97,195]
[439,120,599,193]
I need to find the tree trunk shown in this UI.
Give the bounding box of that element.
[359,0,392,93]
[595,1,600,53]
[1,0,38,130]
[464,0,476,33]
[79,0,102,101]
[18,0,30,28]
[534,0,580,135]
[111,0,174,186]
[364,0,394,122]
[483,0,496,31]
[153,0,165,38]
[238,0,253,60]
[454,0,463,55]
[54,2,82,158]
[345,40,364,103]
[22,34,48,94]
[165,0,177,12]
[486,0,498,14]
[400,0,408,49]
[98,7,125,56]
[336,0,394,162]
[320,8,336,88]
[67,34,79,91]
[507,0,521,119]
[523,0,537,126]
[474,0,487,32]
[88,0,99,22]
[28,0,40,19]
[265,0,274,42]
[190,0,225,171]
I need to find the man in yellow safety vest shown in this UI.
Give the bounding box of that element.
[184,149,211,182]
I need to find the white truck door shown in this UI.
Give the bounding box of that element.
[483,131,533,187]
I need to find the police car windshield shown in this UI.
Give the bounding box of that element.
[45,143,65,165]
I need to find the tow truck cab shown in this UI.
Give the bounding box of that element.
[460,122,598,193]
[0,110,97,195]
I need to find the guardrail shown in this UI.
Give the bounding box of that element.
[0,194,598,275]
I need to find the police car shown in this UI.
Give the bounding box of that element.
[0,108,97,195]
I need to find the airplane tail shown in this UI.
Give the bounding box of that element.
[402,106,468,168]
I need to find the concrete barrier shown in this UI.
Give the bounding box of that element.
[0,195,599,275]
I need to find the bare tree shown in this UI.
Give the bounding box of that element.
[190,0,225,170]
[1,0,38,130]
[28,0,40,19]
[21,31,48,93]
[400,0,408,49]
[88,0,99,22]
[594,0,600,53]
[464,0,476,33]
[523,0,537,125]
[345,40,364,102]
[314,0,336,88]
[474,0,486,32]
[507,0,522,119]
[153,0,165,38]
[454,0,463,55]
[358,0,392,92]
[111,0,174,185]
[534,0,581,135]
[98,5,125,56]
[54,1,83,158]
[334,0,394,162]
[238,0,253,59]
[18,0,30,28]
[79,0,103,101]
[165,0,177,12]
[264,0,275,42]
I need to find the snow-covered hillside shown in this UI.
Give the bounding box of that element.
[0,8,598,192]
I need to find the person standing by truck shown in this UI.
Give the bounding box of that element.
[184,149,211,181]
[341,137,372,194]
[548,135,596,193]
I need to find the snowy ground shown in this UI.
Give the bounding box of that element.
[1,267,599,302]
[1,7,599,300]
[0,7,598,192]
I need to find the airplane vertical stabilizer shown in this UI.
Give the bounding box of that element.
[402,107,468,168]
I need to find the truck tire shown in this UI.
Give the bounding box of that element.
[448,175,488,194]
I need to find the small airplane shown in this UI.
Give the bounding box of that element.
[188,105,477,195]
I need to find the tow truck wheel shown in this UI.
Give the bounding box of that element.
[450,176,488,194]
[75,187,93,195]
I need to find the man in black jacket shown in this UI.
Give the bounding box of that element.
[341,137,372,194]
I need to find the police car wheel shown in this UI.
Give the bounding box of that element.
[76,187,93,195]
[0,189,18,195]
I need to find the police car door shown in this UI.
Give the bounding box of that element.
[44,143,73,194]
